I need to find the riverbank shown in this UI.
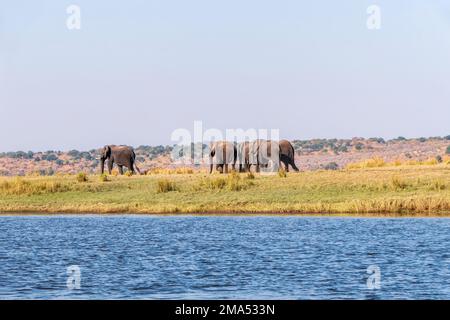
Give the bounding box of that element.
[1,165,450,215]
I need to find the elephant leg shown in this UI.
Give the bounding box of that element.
[284,160,290,172]
[209,164,214,174]
[118,165,124,175]
[224,164,229,174]
[291,159,299,172]
[128,161,135,175]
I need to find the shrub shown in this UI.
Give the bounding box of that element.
[423,158,438,165]
[346,157,385,169]
[446,145,450,155]
[444,156,450,165]
[99,174,109,182]
[227,171,252,191]
[323,162,339,170]
[245,172,255,180]
[278,168,287,178]
[206,177,227,190]
[429,180,446,191]
[156,179,178,193]
[0,178,70,195]
[147,167,195,175]
[391,177,408,190]
[354,143,364,150]
[436,155,443,163]
[194,172,252,192]
[76,172,88,183]
[125,170,133,177]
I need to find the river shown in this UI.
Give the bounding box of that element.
[0,215,449,299]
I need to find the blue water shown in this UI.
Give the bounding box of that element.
[0,215,449,299]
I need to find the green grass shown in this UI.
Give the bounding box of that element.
[1,165,450,215]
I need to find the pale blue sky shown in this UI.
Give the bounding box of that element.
[1,0,450,151]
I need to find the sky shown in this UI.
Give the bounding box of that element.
[1,0,450,151]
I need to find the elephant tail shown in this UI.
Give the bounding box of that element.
[131,150,142,175]
[290,144,300,172]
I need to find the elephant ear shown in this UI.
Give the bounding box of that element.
[103,145,112,158]
[209,143,216,157]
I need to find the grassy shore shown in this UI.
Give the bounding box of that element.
[1,165,450,215]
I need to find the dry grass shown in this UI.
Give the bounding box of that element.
[156,179,179,193]
[147,167,197,175]
[346,156,449,169]
[1,166,450,215]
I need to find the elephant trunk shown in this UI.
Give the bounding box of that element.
[100,159,105,174]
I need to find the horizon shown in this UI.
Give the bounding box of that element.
[0,134,449,153]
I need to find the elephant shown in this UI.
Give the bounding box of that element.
[279,139,299,172]
[236,141,250,172]
[254,140,281,173]
[100,145,141,175]
[209,141,236,174]
[238,140,280,173]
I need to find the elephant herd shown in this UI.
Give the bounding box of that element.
[209,139,299,174]
[99,140,299,175]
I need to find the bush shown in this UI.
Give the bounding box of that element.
[44,154,58,161]
[245,172,255,180]
[278,168,287,178]
[391,177,408,190]
[194,172,253,192]
[125,170,133,177]
[429,180,446,191]
[423,158,438,165]
[0,178,70,195]
[156,179,178,193]
[346,157,385,169]
[354,143,364,150]
[446,145,450,155]
[99,174,109,182]
[323,162,339,170]
[76,172,88,183]
[147,167,195,175]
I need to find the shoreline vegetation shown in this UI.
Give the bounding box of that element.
[1,162,450,216]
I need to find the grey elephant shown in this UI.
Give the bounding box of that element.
[237,140,280,173]
[236,141,250,172]
[100,145,141,175]
[254,139,280,173]
[209,141,236,174]
[279,139,299,172]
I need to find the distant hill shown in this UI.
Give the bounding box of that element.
[0,136,449,176]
